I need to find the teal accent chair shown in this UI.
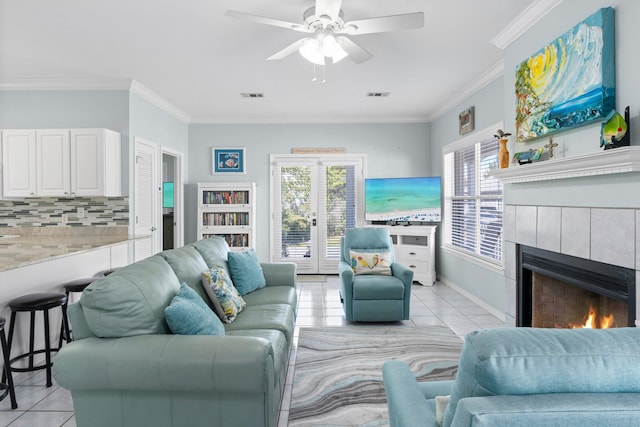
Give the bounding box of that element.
[383,327,640,427]
[338,227,413,322]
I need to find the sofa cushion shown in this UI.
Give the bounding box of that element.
[160,246,212,308]
[352,275,405,299]
[80,255,180,337]
[242,286,298,311]
[202,265,246,323]
[224,304,296,344]
[228,249,267,295]
[190,237,231,269]
[443,327,640,426]
[165,283,225,336]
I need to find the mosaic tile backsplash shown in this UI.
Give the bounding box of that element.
[0,197,128,228]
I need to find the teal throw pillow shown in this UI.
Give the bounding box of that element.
[202,265,246,323]
[227,249,267,295]
[165,283,225,336]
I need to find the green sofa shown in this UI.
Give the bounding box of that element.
[53,237,297,427]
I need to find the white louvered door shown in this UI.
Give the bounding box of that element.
[134,138,158,261]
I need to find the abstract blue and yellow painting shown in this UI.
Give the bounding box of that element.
[515,7,615,142]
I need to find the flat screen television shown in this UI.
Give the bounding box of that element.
[365,176,441,223]
[162,182,174,209]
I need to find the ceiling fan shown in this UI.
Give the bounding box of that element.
[225,0,424,66]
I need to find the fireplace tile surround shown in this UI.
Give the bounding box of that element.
[503,205,639,326]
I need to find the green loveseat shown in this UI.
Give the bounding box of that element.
[53,237,297,427]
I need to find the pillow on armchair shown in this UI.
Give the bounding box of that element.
[349,249,392,275]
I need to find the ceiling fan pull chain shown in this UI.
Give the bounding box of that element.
[312,63,317,82]
[322,64,327,84]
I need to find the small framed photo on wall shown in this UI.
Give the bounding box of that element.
[212,147,246,174]
[458,106,475,135]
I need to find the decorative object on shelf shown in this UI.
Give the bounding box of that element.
[515,8,615,142]
[494,129,512,169]
[212,147,246,174]
[513,147,544,165]
[459,106,475,135]
[602,106,630,150]
[544,137,558,158]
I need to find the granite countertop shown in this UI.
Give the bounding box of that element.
[0,227,137,272]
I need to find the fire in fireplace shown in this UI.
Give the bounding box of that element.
[517,245,636,328]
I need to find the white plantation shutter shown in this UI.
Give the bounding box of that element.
[443,126,503,264]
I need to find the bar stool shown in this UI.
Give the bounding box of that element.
[4,293,70,388]
[59,277,98,347]
[0,316,17,409]
[96,267,121,277]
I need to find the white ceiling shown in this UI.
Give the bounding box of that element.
[0,0,546,124]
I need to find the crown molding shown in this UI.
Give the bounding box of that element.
[128,80,190,124]
[0,78,191,123]
[426,61,504,122]
[491,0,563,49]
[0,78,131,90]
[189,115,430,125]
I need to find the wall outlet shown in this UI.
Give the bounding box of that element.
[61,213,68,223]
[77,207,85,218]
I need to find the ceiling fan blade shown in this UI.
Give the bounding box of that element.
[266,38,309,61]
[338,12,424,35]
[336,37,373,64]
[315,0,342,21]
[225,10,312,33]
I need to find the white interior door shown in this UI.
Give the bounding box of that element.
[270,154,365,274]
[134,138,159,261]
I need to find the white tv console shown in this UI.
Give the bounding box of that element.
[374,225,437,286]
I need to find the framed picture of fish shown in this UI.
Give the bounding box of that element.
[212,147,246,174]
[515,7,615,142]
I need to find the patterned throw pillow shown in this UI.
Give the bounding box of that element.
[164,283,225,336]
[349,250,392,275]
[202,265,246,323]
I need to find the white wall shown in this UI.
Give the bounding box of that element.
[187,122,431,259]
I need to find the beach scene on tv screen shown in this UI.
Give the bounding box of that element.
[366,177,441,222]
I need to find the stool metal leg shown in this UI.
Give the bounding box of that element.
[28,311,35,370]
[0,328,17,409]
[43,309,52,387]
[2,312,16,385]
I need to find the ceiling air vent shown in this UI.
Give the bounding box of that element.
[240,92,264,98]
[366,92,390,97]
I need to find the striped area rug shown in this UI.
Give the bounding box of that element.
[288,325,462,427]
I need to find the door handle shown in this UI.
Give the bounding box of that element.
[150,227,157,232]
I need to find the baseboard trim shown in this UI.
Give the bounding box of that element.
[438,276,505,321]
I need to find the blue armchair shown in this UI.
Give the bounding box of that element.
[383,327,640,427]
[338,227,413,322]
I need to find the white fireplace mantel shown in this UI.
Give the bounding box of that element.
[491,146,640,184]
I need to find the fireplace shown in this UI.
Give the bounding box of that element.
[517,245,636,328]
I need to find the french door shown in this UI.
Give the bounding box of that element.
[270,154,365,274]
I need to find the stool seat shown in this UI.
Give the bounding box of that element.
[9,292,67,311]
[97,267,121,277]
[64,277,97,294]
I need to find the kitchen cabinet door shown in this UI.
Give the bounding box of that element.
[70,128,121,197]
[37,129,71,196]
[1,130,37,197]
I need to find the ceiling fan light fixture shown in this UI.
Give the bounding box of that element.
[299,38,325,65]
[323,34,348,63]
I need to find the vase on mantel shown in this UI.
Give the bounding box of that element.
[499,138,510,169]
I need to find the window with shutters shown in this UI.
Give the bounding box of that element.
[443,125,503,265]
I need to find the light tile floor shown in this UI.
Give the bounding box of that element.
[0,275,505,427]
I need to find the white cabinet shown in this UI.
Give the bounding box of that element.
[37,129,71,196]
[1,130,37,197]
[386,225,437,285]
[70,128,121,197]
[197,182,256,251]
[1,128,121,197]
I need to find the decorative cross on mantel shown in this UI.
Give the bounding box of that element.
[544,137,559,158]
